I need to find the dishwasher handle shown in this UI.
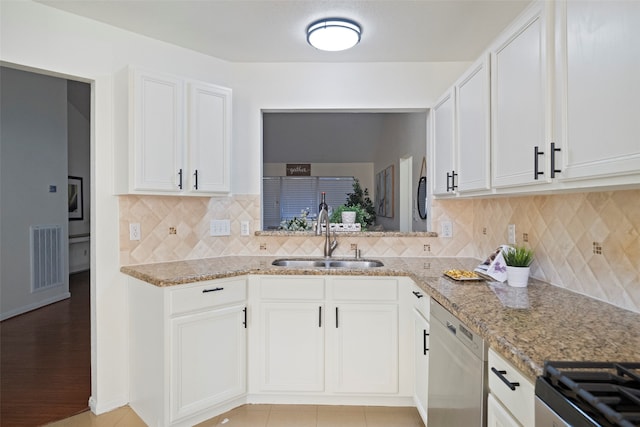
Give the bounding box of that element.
[446,321,457,335]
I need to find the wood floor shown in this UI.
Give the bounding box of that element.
[1,271,91,426]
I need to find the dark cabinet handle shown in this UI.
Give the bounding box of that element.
[243,307,247,328]
[193,169,199,190]
[335,307,339,328]
[178,168,183,189]
[491,367,520,391]
[202,287,224,293]
[446,171,458,191]
[550,142,561,178]
[423,330,429,355]
[319,306,322,328]
[412,291,424,299]
[534,146,544,180]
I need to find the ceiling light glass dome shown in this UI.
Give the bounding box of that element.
[307,18,361,52]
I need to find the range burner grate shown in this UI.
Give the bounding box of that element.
[543,361,640,427]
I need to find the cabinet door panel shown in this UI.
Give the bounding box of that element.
[433,91,455,196]
[414,309,430,421]
[332,304,398,394]
[487,393,521,427]
[456,56,491,193]
[171,305,246,422]
[491,5,548,188]
[188,82,231,193]
[260,303,325,392]
[134,71,183,191]
[556,0,640,181]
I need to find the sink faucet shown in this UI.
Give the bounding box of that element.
[316,207,338,257]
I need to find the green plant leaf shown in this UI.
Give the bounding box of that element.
[501,245,534,267]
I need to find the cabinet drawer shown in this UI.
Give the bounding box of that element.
[488,348,534,426]
[409,284,429,319]
[331,277,397,301]
[170,277,246,315]
[259,276,325,300]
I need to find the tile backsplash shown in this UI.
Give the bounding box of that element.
[119,189,640,313]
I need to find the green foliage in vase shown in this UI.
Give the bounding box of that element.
[343,179,376,228]
[330,205,369,230]
[502,245,534,267]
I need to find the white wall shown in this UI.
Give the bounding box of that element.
[0,0,468,414]
[374,113,429,232]
[0,0,233,414]
[0,67,70,319]
[230,61,470,195]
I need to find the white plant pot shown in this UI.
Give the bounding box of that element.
[341,211,356,224]
[506,266,530,288]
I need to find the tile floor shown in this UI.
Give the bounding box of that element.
[46,404,425,427]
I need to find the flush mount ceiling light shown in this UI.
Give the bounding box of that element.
[307,18,361,52]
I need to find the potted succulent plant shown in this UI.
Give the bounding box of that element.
[501,245,534,287]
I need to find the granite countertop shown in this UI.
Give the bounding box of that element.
[120,256,640,382]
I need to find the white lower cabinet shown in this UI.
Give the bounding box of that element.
[332,303,398,394]
[249,275,412,404]
[129,273,421,423]
[487,348,535,427]
[259,302,325,392]
[170,306,246,422]
[413,308,430,421]
[129,276,247,427]
[488,393,521,427]
[407,283,430,425]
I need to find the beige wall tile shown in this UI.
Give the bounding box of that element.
[119,189,640,313]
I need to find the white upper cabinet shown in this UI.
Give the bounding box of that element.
[132,70,184,192]
[432,57,491,198]
[187,81,231,193]
[115,66,232,196]
[553,0,640,185]
[491,1,551,189]
[432,90,456,196]
[455,55,491,194]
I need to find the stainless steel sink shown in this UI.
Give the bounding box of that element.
[271,258,384,268]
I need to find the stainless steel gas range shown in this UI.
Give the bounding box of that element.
[535,361,640,426]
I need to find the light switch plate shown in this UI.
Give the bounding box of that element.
[441,221,453,238]
[240,221,250,236]
[210,220,231,236]
[508,224,516,244]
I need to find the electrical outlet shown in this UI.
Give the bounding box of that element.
[441,221,453,238]
[129,223,141,241]
[210,220,231,236]
[508,224,516,244]
[240,221,250,236]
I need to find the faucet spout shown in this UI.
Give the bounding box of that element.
[316,207,338,257]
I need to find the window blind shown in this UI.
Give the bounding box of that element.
[262,176,355,228]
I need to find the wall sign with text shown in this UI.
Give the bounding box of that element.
[286,164,311,176]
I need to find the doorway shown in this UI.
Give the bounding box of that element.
[0,65,92,425]
[399,156,413,232]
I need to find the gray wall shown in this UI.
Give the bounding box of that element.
[374,112,428,232]
[67,80,90,236]
[0,67,70,319]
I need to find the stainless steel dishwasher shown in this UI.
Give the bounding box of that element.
[427,299,488,426]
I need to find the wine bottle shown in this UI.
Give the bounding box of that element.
[319,192,328,212]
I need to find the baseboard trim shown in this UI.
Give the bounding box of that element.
[0,292,71,321]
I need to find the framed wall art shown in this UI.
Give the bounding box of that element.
[68,176,83,221]
[375,164,394,218]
